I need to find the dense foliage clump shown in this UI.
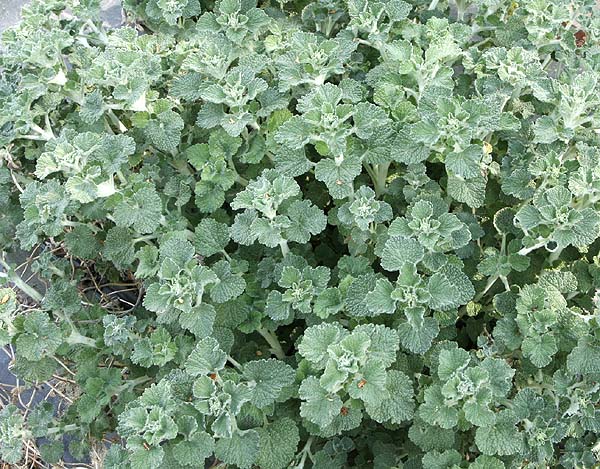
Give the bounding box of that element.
[1,0,600,467]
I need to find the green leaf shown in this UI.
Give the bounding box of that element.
[446,174,486,208]
[299,323,347,369]
[160,235,195,267]
[314,154,362,200]
[345,273,378,317]
[232,170,300,215]
[284,199,327,243]
[463,399,496,427]
[209,128,242,159]
[209,260,246,303]
[365,370,415,424]
[194,218,230,257]
[475,411,523,456]
[354,324,399,367]
[243,359,295,408]
[427,264,475,311]
[314,287,344,319]
[135,245,159,279]
[131,327,177,367]
[64,225,100,259]
[353,102,390,139]
[567,337,600,375]
[179,303,216,338]
[256,418,300,469]
[0,405,25,464]
[480,357,515,397]
[471,456,506,469]
[172,431,215,467]
[522,333,557,368]
[265,290,292,321]
[380,236,424,271]
[273,147,313,177]
[103,226,137,270]
[145,109,184,153]
[79,90,105,124]
[113,185,162,234]
[419,385,458,429]
[299,376,343,428]
[347,360,388,405]
[422,450,462,469]
[16,311,62,361]
[103,446,131,469]
[437,348,471,380]
[393,128,430,164]
[185,337,227,376]
[129,446,164,469]
[445,145,482,179]
[397,307,440,354]
[230,210,259,246]
[39,441,63,464]
[214,430,260,469]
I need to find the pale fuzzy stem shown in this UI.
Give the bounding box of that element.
[474,275,498,302]
[115,376,152,394]
[228,355,243,370]
[46,423,78,436]
[518,241,547,256]
[65,331,97,348]
[107,110,127,133]
[295,436,314,468]
[257,328,286,360]
[29,122,54,140]
[547,247,564,265]
[0,256,43,303]
[279,240,290,257]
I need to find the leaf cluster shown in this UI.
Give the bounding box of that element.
[2,0,600,468]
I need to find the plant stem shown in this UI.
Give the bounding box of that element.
[295,436,314,468]
[116,170,128,185]
[29,122,55,140]
[53,306,98,348]
[364,162,390,196]
[279,240,290,257]
[518,240,546,256]
[62,219,100,233]
[0,256,43,303]
[353,37,374,48]
[373,162,390,196]
[323,16,336,37]
[472,37,492,49]
[46,423,79,436]
[547,247,564,265]
[115,376,152,394]
[257,327,286,360]
[172,158,192,176]
[133,234,158,244]
[227,155,248,187]
[65,330,97,348]
[17,134,49,141]
[228,355,243,370]
[474,275,498,302]
[455,0,467,21]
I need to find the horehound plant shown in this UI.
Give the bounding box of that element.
[1,0,600,467]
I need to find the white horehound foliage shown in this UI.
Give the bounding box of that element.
[1,0,600,467]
